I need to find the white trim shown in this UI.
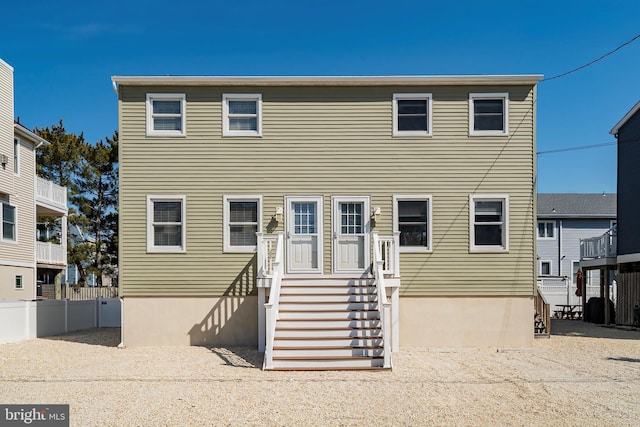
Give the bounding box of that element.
[222,94,262,137]
[0,259,35,268]
[617,253,640,264]
[393,194,433,253]
[13,137,20,176]
[146,195,187,253]
[113,74,544,87]
[285,196,324,274]
[610,99,640,135]
[469,93,509,136]
[145,93,186,137]
[537,220,556,240]
[223,195,263,253]
[392,93,433,137]
[538,260,552,276]
[1,201,18,244]
[331,196,371,275]
[571,260,581,284]
[469,194,509,253]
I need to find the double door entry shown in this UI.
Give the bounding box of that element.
[285,196,370,275]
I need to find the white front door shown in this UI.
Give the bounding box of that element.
[332,196,370,275]
[286,196,323,274]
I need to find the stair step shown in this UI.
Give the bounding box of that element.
[273,337,383,347]
[275,327,381,338]
[277,319,381,329]
[282,278,375,287]
[280,286,377,295]
[278,302,378,311]
[279,294,378,303]
[273,347,384,358]
[271,356,385,370]
[278,310,379,320]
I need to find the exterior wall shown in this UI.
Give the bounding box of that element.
[122,296,258,347]
[0,265,35,301]
[400,296,533,348]
[119,83,536,299]
[617,110,640,259]
[0,59,13,192]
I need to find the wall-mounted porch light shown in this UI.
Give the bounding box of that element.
[274,206,283,222]
[372,206,381,222]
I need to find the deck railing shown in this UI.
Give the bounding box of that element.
[257,233,278,278]
[262,232,284,370]
[36,176,68,212]
[36,241,66,265]
[580,226,617,260]
[377,232,401,277]
[372,232,392,369]
[534,281,551,337]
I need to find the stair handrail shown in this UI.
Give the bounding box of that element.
[263,231,284,370]
[534,280,551,337]
[372,231,392,369]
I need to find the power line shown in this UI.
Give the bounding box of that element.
[540,33,640,83]
[537,141,616,156]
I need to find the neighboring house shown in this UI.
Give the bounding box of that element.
[0,58,68,301]
[537,193,616,307]
[583,100,640,325]
[113,74,541,367]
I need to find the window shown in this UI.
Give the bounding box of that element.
[393,94,432,136]
[470,195,509,252]
[146,94,186,137]
[147,195,186,253]
[572,261,580,284]
[15,275,23,289]
[2,203,16,242]
[469,93,509,136]
[393,195,432,252]
[537,221,555,239]
[223,94,262,137]
[13,137,19,175]
[223,195,262,252]
[539,261,551,276]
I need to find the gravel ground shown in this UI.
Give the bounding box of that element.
[1,320,639,426]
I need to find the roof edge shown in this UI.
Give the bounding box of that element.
[610,100,640,135]
[14,123,50,147]
[111,74,544,88]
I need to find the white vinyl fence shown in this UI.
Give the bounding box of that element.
[537,279,617,312]
[0,298,121,344]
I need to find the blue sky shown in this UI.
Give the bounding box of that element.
[2,0,639,193]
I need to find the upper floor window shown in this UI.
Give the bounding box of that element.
[469,93,509,136]
[393,94,432,137]
[147,195,186,253]
[470,195,509,252]
[2,203,16,242]
[537,221,555,239]
[146,94,186,137]
[223,94,262,137]
[393,195,432,252]
[13,137,19,175]
[223,195,262,252]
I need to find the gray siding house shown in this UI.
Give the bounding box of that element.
[537,194,616,307]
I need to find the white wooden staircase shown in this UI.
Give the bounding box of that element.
[271,278,386,370]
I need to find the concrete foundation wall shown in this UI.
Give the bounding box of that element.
[0,266,34,301]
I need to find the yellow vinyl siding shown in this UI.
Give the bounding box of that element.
[118,84,535,297]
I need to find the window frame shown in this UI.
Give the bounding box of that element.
[469,194,509,253]
[392,93,433,137]
[222,94,263,137]
[1,202,17,243]
[537,220,556,240]
[146,93,186,137]
[146,195,187,253]
[13,137,20,176]
[223,195,263,253]
[393,194,433,253]
[539,260,552,276]
[15,275,23,290]
[469,93,509,137]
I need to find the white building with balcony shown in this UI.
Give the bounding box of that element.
[0,58,67,300]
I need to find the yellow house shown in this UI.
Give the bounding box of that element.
[113,75,541,369]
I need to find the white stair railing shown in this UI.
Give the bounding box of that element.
[263,232,284,370]
[372,231,392,369]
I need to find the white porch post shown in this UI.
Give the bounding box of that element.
[258,287,266,352]
[391,286,400,352]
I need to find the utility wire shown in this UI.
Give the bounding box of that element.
[540,33,640,83]
[536,141,616,156]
